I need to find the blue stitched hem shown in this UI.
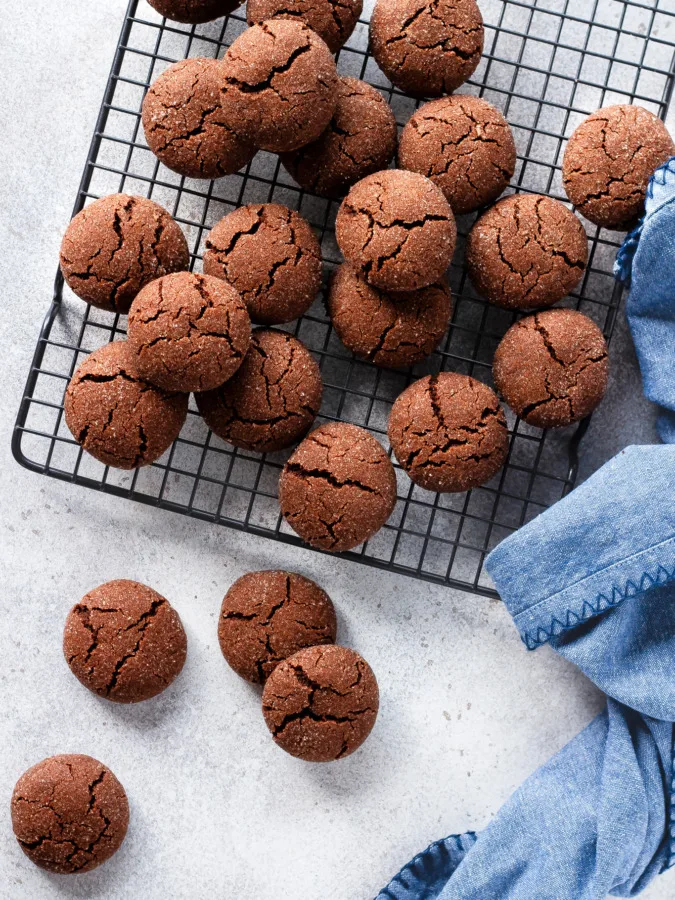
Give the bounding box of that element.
[376,831,477,900]
[519,561,675,651]
[668,734,675,871]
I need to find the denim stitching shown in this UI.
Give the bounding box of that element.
[520,562,675,651]
[375,832,477,899]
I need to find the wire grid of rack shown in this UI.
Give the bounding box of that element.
[12,0,675,597]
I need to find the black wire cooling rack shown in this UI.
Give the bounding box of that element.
[13,0,675,597]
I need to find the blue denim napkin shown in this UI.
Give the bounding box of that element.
[378,160,675,900]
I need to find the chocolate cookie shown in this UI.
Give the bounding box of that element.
[562,104,674,230]
[64,341,188,469]
[219,570,337,683]
[63,580,188,703]
[142,58,255,180]
[60,194,189,313]
[204,203,322,324]
[279,422,396,551]
[280,77,397,199]
[493,309,609,429]
[196,328,322,452]
[11,755,129,874]
[247,0,362,52]
[370,0,483,97]
[335,169,456,292]
[328,263,452,368]
[388,373,509,493]
[219,20,338,153]
[127,271,251,393]
[262,645,378,761]
[466,194,588,310]
[147,0,241,22]
[398,95,516,215]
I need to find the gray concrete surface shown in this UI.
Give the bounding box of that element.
[0,2,672,898]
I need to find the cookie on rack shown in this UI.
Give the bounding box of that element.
[493,309,609,429]
[59,194,189,313]
[280,77,397,199]
[219,20,338,153]
[127,271,251,393]
[262,644,379,761]
[218,570,337,683]
[562,104,674,230]
[204,203,322,325]
[466,194,588,310]
[196,328,322,452]
[388,372,509,493]
[142,57,255,179]
[328,263,452,368]
[370,0,484,97]
[279,422,397,551]
[247,0,362,53]
[64,341,188,469]
[147,0,242,23]
[398,95,516,215]
[335,169,456,292]
[64,579,188,703]
[11,755,129,874]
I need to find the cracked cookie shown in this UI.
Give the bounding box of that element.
[218,570,337,683]
[335,169,456,292]
[388,372,509,493]
[562,104,674,231]
[280,77,397,199]
[493,309,609,429]
[370,0,483,97]
[219,20,338,153]
[64,341,188,469]
[328,263,452,368]
[63,579,188,703]
[60,194,189,313]
[398,95,516,215]
[196,328,322,452]
[262,644,378,761]
[11,755,129,874]
[127,271,251,393]
[142,57,255,180]
[466,194,588,310]
[204,203,322,324]
[279,422,397,551]
[147,0,242,23]
[247,0,362,53]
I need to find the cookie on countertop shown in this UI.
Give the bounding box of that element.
[142,57,255,180]
[398,95,516,215]
[279,422,397,551]
[247,0,362,53]
[11,755,129,874]
[562,104,674,230]
[219,20,338,153]
[127,271,251,393]
[147,0,242,22]
[280,77,397,199]
[262,644,379,761]
[218,570,337,683]
[466,194,588,310]
[204,203,322,325]
[370,0,484,97]
[64,341,188,469]
[63,579,188,703]
[328,263,452,368]
[335,169,456,292]
[388,372,509,493]
[493,309,609,429]
[60,194,189,313]
[196,328,322,452]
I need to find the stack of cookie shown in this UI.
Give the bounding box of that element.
[58,0,674,555]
